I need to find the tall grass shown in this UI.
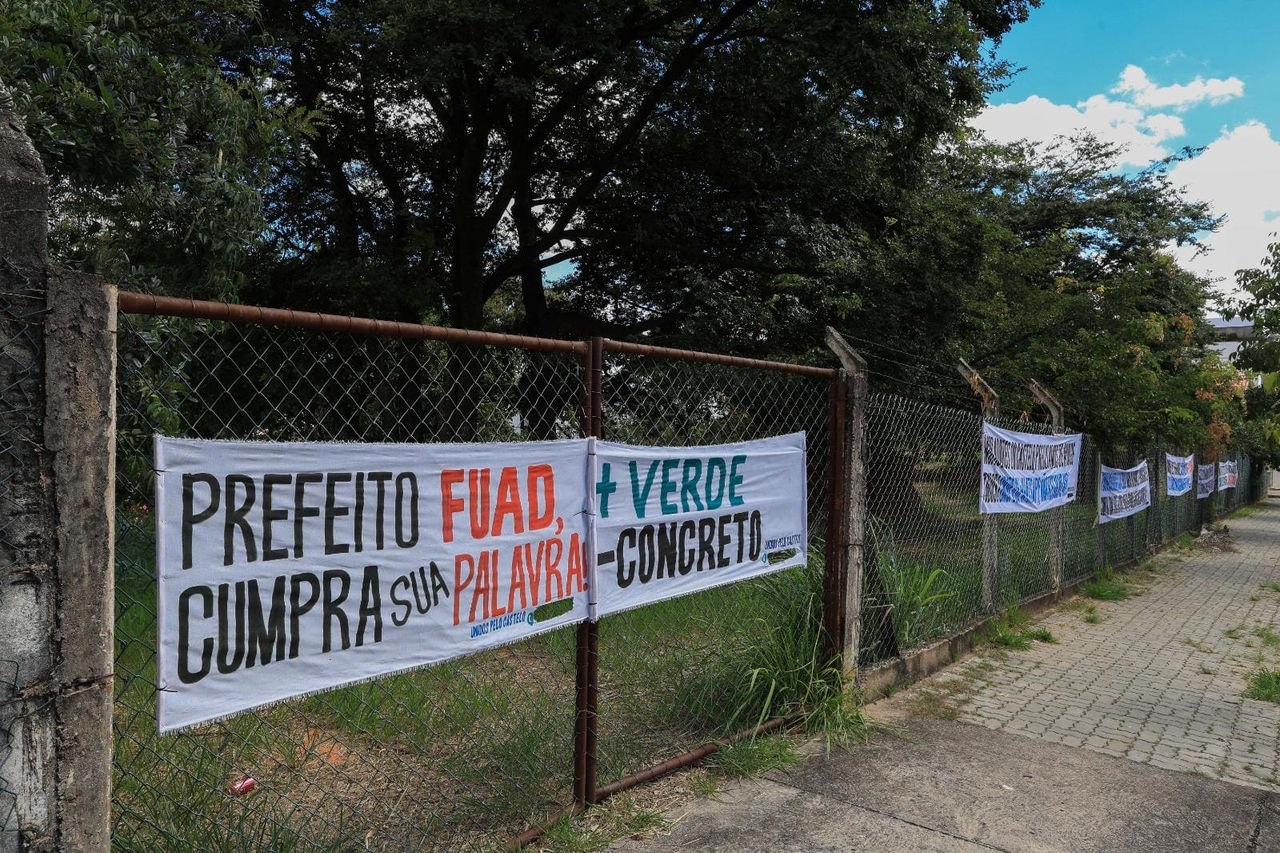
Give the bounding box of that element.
[868,518,957,651]
[676,557,869,750]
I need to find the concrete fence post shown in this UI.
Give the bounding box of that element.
[1027,380,1065,596]
[825,328,868,676]
[0,84,115,852]
[958,358,999,612]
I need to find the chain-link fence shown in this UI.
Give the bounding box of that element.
[111,298,842,849]
[114,308,591,849]
[592,346,833,793]
[109,293,1270,848]
[858,390,1267,669]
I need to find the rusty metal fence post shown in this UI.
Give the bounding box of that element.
[573,337,604,806]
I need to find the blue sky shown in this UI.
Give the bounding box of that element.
[974,0,1280,306]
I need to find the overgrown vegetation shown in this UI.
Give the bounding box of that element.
[1082,567,1131,601]
[869,518,958,651]
[1245,669,1280,704]
[978,608,1055,650]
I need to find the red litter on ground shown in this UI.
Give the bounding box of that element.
[229,776,256,796]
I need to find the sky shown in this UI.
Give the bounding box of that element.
[973,0,1280,308]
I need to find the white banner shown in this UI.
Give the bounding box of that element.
[1197,464,1217,499]
[1099,460,1151,524]
[980,423,1082,514]
[590,432,808,618]
[155,437,592,732]
[1165,453,1194,497]
[1218,460,1239,490]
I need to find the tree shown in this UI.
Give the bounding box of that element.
[0,0,287,297]
[834,133,1227,453]
[1225,239,1280,464]
[234,0,1037,338]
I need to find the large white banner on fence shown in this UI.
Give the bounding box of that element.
[1197,463,1217,498]
[1099,460,1151,524]
[155,436,592,733]
[1166,453,1194,497]
[979,423,1082,514]
[1218,460,1239,490]
[590,432,808,618]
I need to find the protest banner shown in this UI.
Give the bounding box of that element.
[1197,463,1216,498]
[1165,453,1194,497]
[1218,460,1238,490]
[155,436,591,732]
[1099,460,1150,524]
[590,432,808,618]
[979,423,1082,514]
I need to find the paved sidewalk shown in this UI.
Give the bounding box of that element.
[902,495,1280,790]
[611,497,1280,851]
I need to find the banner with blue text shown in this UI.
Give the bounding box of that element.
[1218,460,1239,491]
[155,437,592,733]
[979,423,1082,514]
[1197,463,1216,499]
[1099,460,1150,524]
[1166,453,1194,497]
[590,432,808,618]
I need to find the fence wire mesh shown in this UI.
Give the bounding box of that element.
[108,300,1270,849]
[592,351,832,789]
[859,390,1267,670]
[114,313,586,850]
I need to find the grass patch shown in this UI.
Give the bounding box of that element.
[676,557,873,756]
[977,608,1055,650]
[707,736,802,778]
[1231,505,1261,519]
[868,519,958,651]
[1245,669,1280,704]
[1253,625,1280,648]
[1261,581,1280,595]
[1082,568,1130,601]
[537,794,666,852]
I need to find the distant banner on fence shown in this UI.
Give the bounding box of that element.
[154,436,592,733]
[1166,453,1194,497]
[1197,464,1217,498]
[1218,460,1239,490]
[979,423,1082,514]
[1099,460,1151,524]
[590,432,807,618]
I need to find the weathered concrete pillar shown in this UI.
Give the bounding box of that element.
[0,83,114,852]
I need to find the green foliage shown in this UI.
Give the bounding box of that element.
[0,0,290,297]
[1245,668,1280,704]
[869,518,957,650]
[1082,568,1131,601]
[224,0,1036,340]
[708,737,802,779]
[693,559,870,752]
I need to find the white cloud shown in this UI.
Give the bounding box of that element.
[1112,64,1244,110]
[972,92,1183,168]
[972,65,1276,302]
[1168,121,1280,292]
